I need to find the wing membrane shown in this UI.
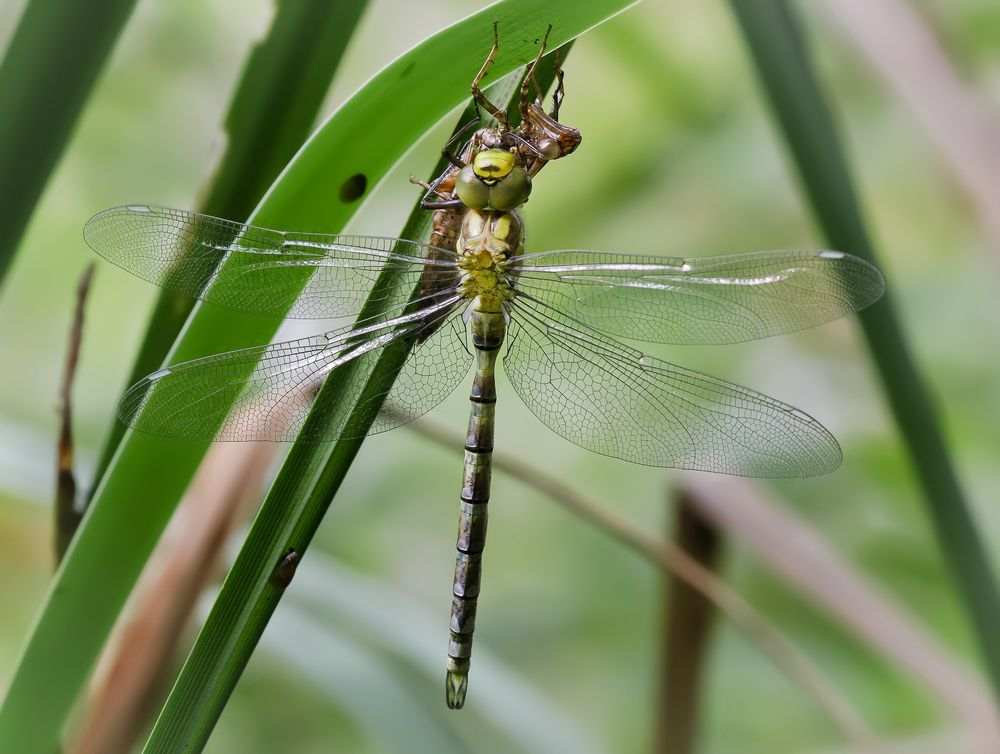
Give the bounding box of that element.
[504,297,842,477]
[511,249,884,344]
[374,307,473,432]
[85,205,460,319]
[121,297,468,441]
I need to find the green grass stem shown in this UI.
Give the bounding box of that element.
[729,0,1000,707]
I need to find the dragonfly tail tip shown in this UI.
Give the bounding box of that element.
[445,670,468,709]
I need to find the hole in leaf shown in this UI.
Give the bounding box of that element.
[339,173,367,203]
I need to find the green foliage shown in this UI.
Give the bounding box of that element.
[2,2,996,752]
[729,0,1000,707]
[90,0,370,487]
[0,0,137,288]
[0,2,634,751]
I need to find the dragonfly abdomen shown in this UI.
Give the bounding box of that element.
[446,307,503,709]
[429,205,463,252]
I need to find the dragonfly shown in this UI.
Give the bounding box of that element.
[84,29,885,710]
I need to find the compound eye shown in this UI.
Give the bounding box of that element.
[487,166,531,210]
[536,138,561,160]
[455,165,490,209]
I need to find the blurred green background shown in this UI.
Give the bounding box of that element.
[1,0,999,752]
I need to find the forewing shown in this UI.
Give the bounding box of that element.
[504,298,842,477]
[120,298,468,441]
[85,205,459,319]
[511,249,884,344]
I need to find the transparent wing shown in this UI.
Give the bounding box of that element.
[504,297,842,477]
[120,297,470,441]
[85,205,461,319]
[510,249,884,344]
[371,304,473,433]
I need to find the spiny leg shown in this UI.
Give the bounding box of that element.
[440,118,480,169]
[520,65,545,118]
[421,196,464,211]
[441,149,465,170]
[519,24,552,123]
[411,175,462,210]
[417,118,488,209]
[472,22,508,130]
[550,63,565,119]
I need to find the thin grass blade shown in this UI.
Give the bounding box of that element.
[728,0,1000,707]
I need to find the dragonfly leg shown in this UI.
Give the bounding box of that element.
[441,150,465,170]
[422,198,464,210]
[471,22,508,130]
[411,175,452,199]
[413,171,463,210]
[550,62,566,120]
[519,24,552,123]
[420,123,490,210]
[440,118,479,169]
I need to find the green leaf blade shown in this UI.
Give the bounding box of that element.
[0,0,138,288]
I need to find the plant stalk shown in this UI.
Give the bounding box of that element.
[729,0,1000,707]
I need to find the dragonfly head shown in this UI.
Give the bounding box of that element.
[456,148,532,211]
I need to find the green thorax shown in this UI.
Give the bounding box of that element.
[456,208,522,311]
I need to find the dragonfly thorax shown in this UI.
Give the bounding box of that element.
[456,208,521,306]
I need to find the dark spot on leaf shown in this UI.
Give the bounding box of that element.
[270,548,299,590]
[340,173,367,203]
[400,60,416,79]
